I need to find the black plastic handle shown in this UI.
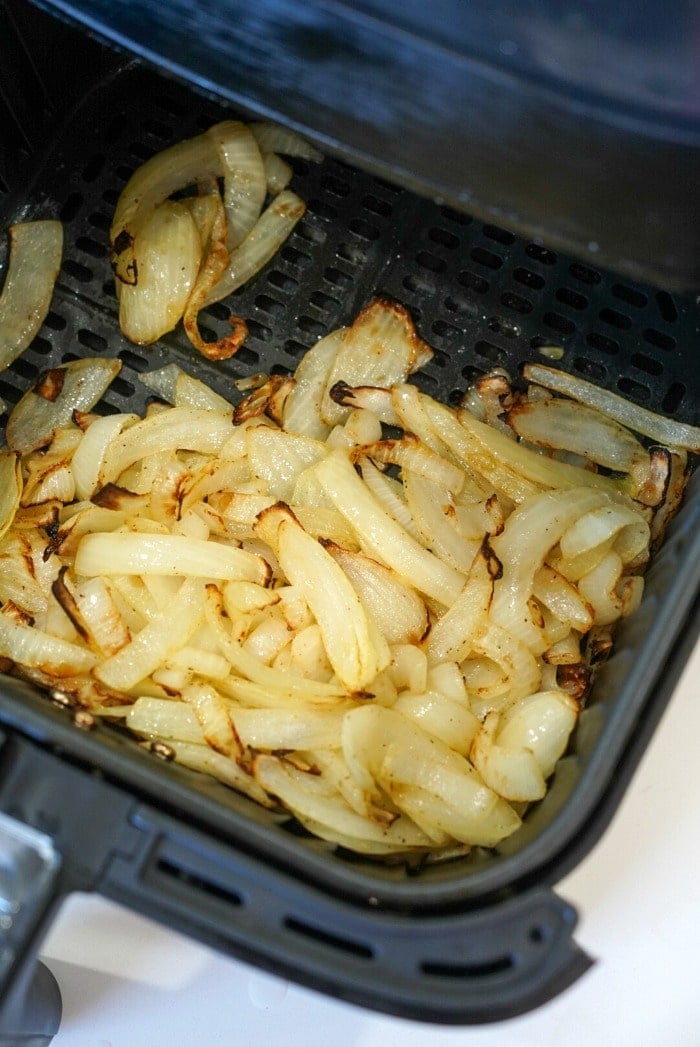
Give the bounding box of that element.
[0,727,591,1027]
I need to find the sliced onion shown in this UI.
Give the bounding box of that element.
[281,328,346,438]
[0,452,22,541]
[75,531,271,584]
[249,122,323,162]
[470,712,546,802]
[314,450,465,606]
[202,190,306,307]
[497,689,578,778]
[522,362,700,453]
[71,413,139,500]
[118,200,202,344]
[208,120,266,250]
[6,357,121,455]
[0,221,63,372]
[110,126,222,285]
[321,297,433,427]
[0,612,96,675]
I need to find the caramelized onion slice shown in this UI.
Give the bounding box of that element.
[0,221,63,373]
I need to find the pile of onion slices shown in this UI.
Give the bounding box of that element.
[0,297,697,859]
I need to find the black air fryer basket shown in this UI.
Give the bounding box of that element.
[0,0,699,1040]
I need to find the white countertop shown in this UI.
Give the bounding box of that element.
[40,634,700,1047]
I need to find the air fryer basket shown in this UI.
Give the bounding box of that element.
[0,54,699,1030]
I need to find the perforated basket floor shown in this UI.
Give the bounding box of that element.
[0,60,699,911]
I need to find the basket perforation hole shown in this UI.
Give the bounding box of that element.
[202,302,230,322]
[297,315,326,338]
[439,205,472,226]
[245,319,272,342]
[310,290,341,312]
[586,332,619,355]
[568,262,601,284]
[31,336,53,356]
[543,312,576,336]
[483,224,515,246]
[474,340,508,366]
[574,356,606,380]
[119,349,149,372]
[421,955,514,979]
[488,316,521,338]
[618,376,650,401]
[444,295,478,316]
[283,916,374,960]
[102,187,120,207]
[528,924,550,945]
[59,192,84,222]
[470,246,503,270]
[362,194,392,218]
[555,287,588,310]
[267,270,299,293]
[285,338,311,358]
[254,294,286,318]
[662,381,686,413]
[76,236,106,260]
[431,319,462,342]
[10,358,38,381]
[458,270,489,294]
[115,163,135,183]
[44,311,66,331]
[81,153,106,183]
[655,291,678,324]
[154,94,186,119]
[403,273,434,295]
[306,198,338,221]
[232,345,260,367]
[500,291,532,315]
[416,251,447,275]
[0,379,21,406]
[281,245,313,268]
[323,266,353,290]
[320,174,352,197]
[88,211,111,232]
[631,352,663,377]
[643,328,676,352]
[349,218,380,241]
[525,243,557,265]
[513,267,545,291]
[429,227,460,251]
[77,329,108,353]
[612,283,647,309]
[599,307,632,331]
[63,259,93,283]
[143,119,175,141]
[110,376,136,399]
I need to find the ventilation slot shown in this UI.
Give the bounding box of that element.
[421,955,514,979]
[284,915,374,960]
[155,857,243,908]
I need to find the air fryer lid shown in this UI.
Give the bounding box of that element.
[0,52,699,1027]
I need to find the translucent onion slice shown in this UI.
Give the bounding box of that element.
[249,122,324,162]
[100,407,234,482]
[403,470,478,573]
[138,364,232,412]
[342,705,521,847]
[314,450,465,606]
[203,190,306,307]
[0,612,96,675]
[0,452,22,542]
[95,577,206,690]
[497,689,578,778]
[425,542,498,664]
[208,120,266,250]
[393,691,480,756]
[231,706,345,750]
[321,297,433,427]
[118,200,202,345]
[253,754,437,853]
[161,740,273,807]
[110,124,224,285]
[324,543,429,646]
[75,531,272,585]
[71,413,139,500]
[0,220,63,372]
[522,362,700,453]
[6,357,122,455]
[281,328,346,439]
[272,507,390,691]
[245,425,327,502]
[470,712,546,802]
[506,398,650,474]
[183,681,241,757]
